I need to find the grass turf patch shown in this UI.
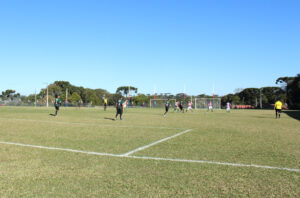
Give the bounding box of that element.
[0,106,299,196]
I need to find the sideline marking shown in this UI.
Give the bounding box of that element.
[127,155,300,172]
[1,141,299,172]
[0,117,185,130]
[121,129,193,156]
[0,141,300,172]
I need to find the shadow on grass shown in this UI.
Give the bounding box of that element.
[284,110,300,121]
[49,114,56,116]
[104,117,115,121]
[252,116,273,119]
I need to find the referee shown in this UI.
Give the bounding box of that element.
[274,100,283,119]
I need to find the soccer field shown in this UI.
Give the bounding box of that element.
[0,106,299,197]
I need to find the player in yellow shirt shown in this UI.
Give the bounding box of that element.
[104,98,108,111]
[274,100,282,119]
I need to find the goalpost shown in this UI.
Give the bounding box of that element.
[194,98,221,110]
[149,99,176,108]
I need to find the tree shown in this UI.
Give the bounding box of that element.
[108,93,122,105]
[221,94,241,106]
[287,74,300,109]
[234,88,244,94]
[39,84,62,99]
[2,89,15,98]
[116,86,138,98]
[276,74,300,109]
[261,87,285,104]
[1,90,20,100]
[238,88,260,106]
[69,92,82,104]
[41,95,54,105]
[196,94,210,98]
[276,77,295,88]
[174,93,184,101]
[132,94,149,106]
[83,89,101,106]
[94,89,110,105]
[25,94,37,103]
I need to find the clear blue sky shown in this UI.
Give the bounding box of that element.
[0,0,299,96]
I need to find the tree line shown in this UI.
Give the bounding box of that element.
[221,74,300,109]
[0,74,299,109]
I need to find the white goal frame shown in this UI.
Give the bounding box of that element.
[149,99,176,108]
[194,98,221,110]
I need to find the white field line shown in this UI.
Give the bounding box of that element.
[127,155,300,172]
[121,129,193,156]
[0,141,299,172]
[0,117,185,130]
[0,141,121,157]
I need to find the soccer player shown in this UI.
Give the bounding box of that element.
[54,94,62,116]
[226,102,231,113]
[123,99,128,109]
[115,97,124,120]
[178,101,184,113]
[274,100,282,119]
[164,99,170,117]
[104,98,108,111]
[208,101,213,112]
[174,101,179,112]
[186,101,193,112]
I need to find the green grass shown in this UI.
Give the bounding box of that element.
[0,106,299,197]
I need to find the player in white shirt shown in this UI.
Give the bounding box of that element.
[174,101,180,112]
[208,101,213,112]
[123,100,128,109]
[186,101,193,112]
[226,102,231,113]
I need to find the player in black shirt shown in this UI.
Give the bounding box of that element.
[54,95,62,116]
[115,97,124,120]
[178,101,184,113]
[164,99,170,117]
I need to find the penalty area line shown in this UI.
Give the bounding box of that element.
[0,141,299,173]
[127,155,300,173]
[0,141,121,157]
[121,129,193,156]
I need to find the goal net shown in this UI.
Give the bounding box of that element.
[194,98,221,110]
[149,99,176,108]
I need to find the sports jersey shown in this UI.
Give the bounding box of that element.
[227,102,230,109]
[104,99,108,104]
[117,99,124,109]
[54,98,61,106]
[275,101,282,109]
[165,101,170,108]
